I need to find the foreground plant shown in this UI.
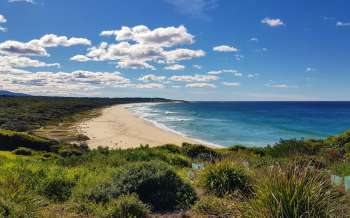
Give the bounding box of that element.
[248,164,338,218]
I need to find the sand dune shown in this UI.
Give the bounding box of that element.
[77,104,203,149]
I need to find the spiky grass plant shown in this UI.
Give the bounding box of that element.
[248,164,338,218]
[199,161,252,197]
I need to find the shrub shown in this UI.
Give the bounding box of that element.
[102,194,150,218]
[191,195,241,217]
[72,168,123,204]
[182,143,220,161]
[0,129,56,151]
[116,161,197,211]
[199,161,252,197]
[158,144,181,153]
[0,169,44,217]
[41,177,75,202]
[12,147,33,156]
[248,164,338,217]
[265,139,318,158]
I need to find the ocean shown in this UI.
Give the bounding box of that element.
[127,102,350,147]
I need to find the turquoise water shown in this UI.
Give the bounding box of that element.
[128,102,350,147]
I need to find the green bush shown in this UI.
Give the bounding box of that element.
[41,178,75,202]
[182,143,220,161]
[72,168,123,204]
[12,147,33,156]
[191,195,241,217]
[0,169,44,217]
[265,139,318,158]
[116,161,197,211]
[248,164,338,217]
[102,194,150,218]
[0,129,56,151]
[199,161,252,197]
[158,144,181,153]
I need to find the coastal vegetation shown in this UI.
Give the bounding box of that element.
[0,96,349,217]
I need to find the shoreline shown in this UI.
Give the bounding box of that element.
[77,103,222,149]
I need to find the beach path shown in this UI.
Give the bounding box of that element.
[77,104,198,149]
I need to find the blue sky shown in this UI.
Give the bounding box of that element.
[0,0,349,100]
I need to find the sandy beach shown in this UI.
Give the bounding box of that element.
[77,104,205,149]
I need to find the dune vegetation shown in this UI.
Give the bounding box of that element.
[0,96,349,217]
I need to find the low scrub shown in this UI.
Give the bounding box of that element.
[12,147,33,156]
[199,161,252,197]
[116,161,197,211]
[248,164,338,217]
[182,143,220,161]
[191,195,241,217]
[0,129,56,151]
[265,139,318,158]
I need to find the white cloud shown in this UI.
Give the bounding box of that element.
[70,55,91,62]
[250,37,258,42]
[0,14,7,23]
[306,67,316,72]
[234,54,244,61]
[29,34,91,47]
[193,64,202,69]
[117,59,155,70]
[0,55,60,68]
[164,64,185,70]
[213,45,238,52]
[8,0,35,3]
[247,73,259,78]
[222,82,240,87]
[138,74,166,82]
[0,27,7,32]
[261,17,285,27]
[170,74,218,82]
[186,83,216,88]
[100,25,194,47]
[336,21,350,27]
[0,34,91,56]
[207,69,242,76]
[0,40,48,56]
[266,83,298,89]
[164,0,217,19]
[163,48,205,63]
[135,83,165,89]
[0,69,130,96]
[74,25,205,69]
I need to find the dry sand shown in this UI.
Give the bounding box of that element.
[77,104,212,149]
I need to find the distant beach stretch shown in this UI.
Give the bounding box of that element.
[77,104,208,149]
[79,102,350,148]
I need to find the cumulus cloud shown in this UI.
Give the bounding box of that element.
[0,56,60,68]
[265,83,298,88]
[0,34,91,56]
[170,74,218,82]
[134,83,165,89]
[74,25,205,69]
[0,14,7,23]
[336,21,350,27]
[207,69,241,76]
[250,37,258,42]
[0,40,48,56]
[8,0,35,3]
[0,14,7,32]
[164,0,217,20]
[213,45,238,53]
[138,74,166,82]
[100,25,194,47]
[222,82,240,87]
[0,69,130,95]
[29,34,91,47]
[261,17,285,27]
[213,45,238,52]
[164,64,185,70]
[192,64,202,69]
[186,83,216,88]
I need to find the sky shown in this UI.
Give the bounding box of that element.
[0,0,349,101]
